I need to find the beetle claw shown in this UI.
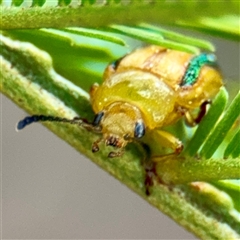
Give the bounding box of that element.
[108,149,124,158]
[92,144,99,153]
[92,139,101,153]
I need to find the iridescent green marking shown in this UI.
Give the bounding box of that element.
[181,53,217,86]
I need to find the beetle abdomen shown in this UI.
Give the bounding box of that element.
[105,46,193,88]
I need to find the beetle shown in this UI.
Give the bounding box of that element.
[17,45,222,160]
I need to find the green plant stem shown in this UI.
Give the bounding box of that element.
[1,34,240,239]
[1,1,239,29]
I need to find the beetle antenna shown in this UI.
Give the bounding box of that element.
[16,115,97,132]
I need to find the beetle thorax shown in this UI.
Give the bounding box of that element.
[91,70,177,129]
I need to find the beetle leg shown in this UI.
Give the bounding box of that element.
[138,142,169,195]
[155,130,183,154]
[148,130,183,162]
[92,138,102,153]
[185,100,211,126]
[144,159,157,195]
[139,131,183,194]
[137,142,157,195]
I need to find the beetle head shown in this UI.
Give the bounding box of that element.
[16,102,145,158]
[92,101,145,157]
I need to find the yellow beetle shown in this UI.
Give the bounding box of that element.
[17,46,223,159]
[89,46,222,157]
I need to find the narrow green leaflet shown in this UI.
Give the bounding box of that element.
[139,23,215,51]
[214,180,240,212]
[177,15,240,41]
[199,15,240,40]
[6,28,123,90]
[108,24,200,53]
[12,0,24,6]
[40,28,126,48]
[183,87,228,157]
[156,157,240,185]
[63,27,126,46]
[231,141,240,159]
[200,91,240,159]
[31,0,46,6]
[224,129,240,158]
[58,0,71,6]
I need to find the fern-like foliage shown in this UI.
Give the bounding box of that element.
[0,20,240,239]
[184,88,240,159]
[0,3,239,238]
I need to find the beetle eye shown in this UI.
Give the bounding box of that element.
[134,121,145,138]
[93,112,104,126]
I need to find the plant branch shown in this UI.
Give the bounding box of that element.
[1,1,239,29]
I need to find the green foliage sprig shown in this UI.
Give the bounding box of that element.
[0,1,239,238]
[1,25,239,238]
